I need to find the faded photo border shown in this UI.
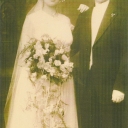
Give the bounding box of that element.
[0,0,127,128]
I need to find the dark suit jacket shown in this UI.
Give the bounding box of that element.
[71,0,127,103]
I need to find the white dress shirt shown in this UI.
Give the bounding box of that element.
[90,0,110,69]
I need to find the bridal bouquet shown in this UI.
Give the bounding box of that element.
[21,34,73,84]
[20,34,73,128]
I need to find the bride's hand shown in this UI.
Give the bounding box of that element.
[78,4,89,13]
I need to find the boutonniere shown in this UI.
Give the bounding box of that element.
[111,13,116,18]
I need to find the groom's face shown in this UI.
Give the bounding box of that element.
[95,0,109,3]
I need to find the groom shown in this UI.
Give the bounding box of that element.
[71,0,128,127]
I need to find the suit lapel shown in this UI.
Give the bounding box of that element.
[93,0,117,47]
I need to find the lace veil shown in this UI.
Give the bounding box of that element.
[4,0,43,126]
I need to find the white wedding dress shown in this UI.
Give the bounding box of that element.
[5,10,78,128]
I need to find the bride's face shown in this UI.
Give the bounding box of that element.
[43,0,60,7]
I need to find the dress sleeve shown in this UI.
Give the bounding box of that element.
[70,24,75,32]
[68,19,74,32]
[65,16,74,32]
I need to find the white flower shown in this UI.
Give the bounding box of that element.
[67,67,73,72]
[61,54,68,61]
[49,57,52,62]
[42,49,48,55]
[59,48,64,54]
[39,56,45,63]
[34,41,42,50]
[44,62,51,71]
[37,62,43,69]
[35,48,46,57]
[60,64,66,72]
[41,34,50,42]
[28,57,33,61]
[54,60,61,66]
[54,49,64,56]
[54,50,60,56]
[64,61,73,68]
[62,61,73,73]
[48,67,55,76]
[34,41,47,56]
[64,46,71,53]
[35,50,42,57]
[62,74,68,79]
[69,62,74,68]
[41,75,47,80]
[33,54,38,59]
[45,43,50,49]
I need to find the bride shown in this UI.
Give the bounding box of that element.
[4,0,88,128]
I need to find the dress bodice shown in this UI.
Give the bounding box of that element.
[20,10,73,49]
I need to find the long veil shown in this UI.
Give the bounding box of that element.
[27,0,43,15]
[4,0,43,127]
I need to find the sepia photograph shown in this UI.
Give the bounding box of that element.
[0,0,128,128]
